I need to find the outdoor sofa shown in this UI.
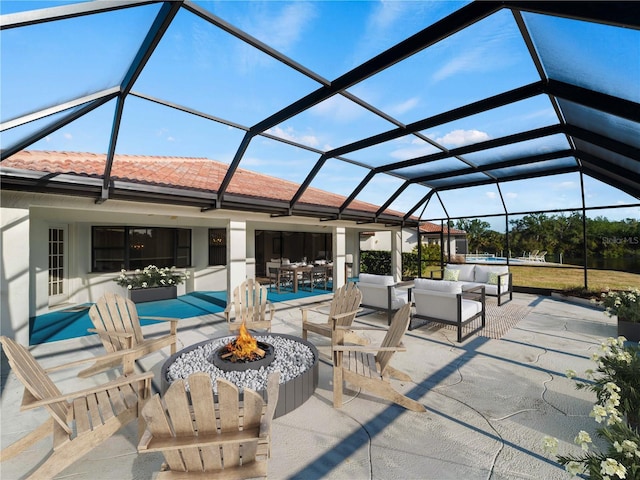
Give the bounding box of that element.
[431,263,512,305]
[356,273,413,325]
[409,278,486,342]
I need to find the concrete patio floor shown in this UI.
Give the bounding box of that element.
[1,292,617,479]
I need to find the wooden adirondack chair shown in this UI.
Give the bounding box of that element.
[78,291,180,378]
[301,282,368,346]
[138,371,280,479]
[0,335,153,480]
[331,303,426,412]
[224,279,274,333]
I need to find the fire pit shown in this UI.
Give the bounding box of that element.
[162,332,319,418]
[211,323,276,371]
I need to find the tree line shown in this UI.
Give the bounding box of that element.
[361,213,638,278]
[453,213,639,260]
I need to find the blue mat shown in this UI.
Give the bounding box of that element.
[29,287,332,345]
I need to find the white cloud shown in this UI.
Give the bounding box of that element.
[390,143,439,160]
[431,17,520,83]
[486,192,497,199]
[433,51,479,83]
[167,136,175,142]
[266,126,320,147]
[311,95,364,123]
[63,132,73,140]
[505,192,518,199]
[239,3,316,57]
[555,181,577,190]
[241,156,266,167]
[368,1,407,30]
[387,97,420,116]
[435,129,490,147]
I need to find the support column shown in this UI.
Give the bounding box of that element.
[1,204,31,345]
[333,227,346,289]
[391,228,402,281]
[227,220,247,303]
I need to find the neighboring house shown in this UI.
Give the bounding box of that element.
[360,223,467,255]
[1,151,412,345]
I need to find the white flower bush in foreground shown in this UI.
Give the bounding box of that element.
[543,337,639,479]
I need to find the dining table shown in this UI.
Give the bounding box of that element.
[277,264,313,293]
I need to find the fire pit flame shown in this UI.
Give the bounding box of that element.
[221,322,265,362]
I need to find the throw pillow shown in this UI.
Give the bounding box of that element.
[443,268,460,282]
[487,272,499,285]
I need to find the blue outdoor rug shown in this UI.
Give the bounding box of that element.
[30,286,332,345]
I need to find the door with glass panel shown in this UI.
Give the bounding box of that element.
[49,226,68,306]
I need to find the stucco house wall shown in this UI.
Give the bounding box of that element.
[1,189,396,345]
[360,227,463,255]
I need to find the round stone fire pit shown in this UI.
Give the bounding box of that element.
[162,333,319,418]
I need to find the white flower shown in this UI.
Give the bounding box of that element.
[566,461,586,475]
[604,382,621,394]
[600,457,627,478]
[591,405,608,423]
[617,351,632,364]
[606,410,623,425]
[613,440,640,459]
[574,430,592,451]
[565,369,577,379]
[542,436,558,455]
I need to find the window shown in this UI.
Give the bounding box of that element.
[92,226,191,272]
[209,228,227,266]
[49,227,65,296]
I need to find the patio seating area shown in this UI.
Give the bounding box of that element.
[1,292,617,479]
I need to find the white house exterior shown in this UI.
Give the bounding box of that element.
[360,224,467,255]
[1,189,404,346]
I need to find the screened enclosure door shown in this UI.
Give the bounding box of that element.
[48,226,68,306]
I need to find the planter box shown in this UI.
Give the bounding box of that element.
[618,319,640,343]
[129,285,177,304]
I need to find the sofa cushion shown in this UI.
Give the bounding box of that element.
[414,278,462,294]
[487,272,510,286]
[413,290,458,321]
[443,268,460,282]
[413,289,481,323]
[445,264,475,282]
[474,265,508,284]
[358,279,407,310]
[482,284,500,296]
[359,273,395,286]
[460,298,483,321]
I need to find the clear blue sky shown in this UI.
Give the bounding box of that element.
[1,1,638,230]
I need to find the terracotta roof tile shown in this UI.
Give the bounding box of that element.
[419,223,466,234]
[3,150,405,217]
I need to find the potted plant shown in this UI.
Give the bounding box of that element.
[114,265,189,303]
[602,288,640,342]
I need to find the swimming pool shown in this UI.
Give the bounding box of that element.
[464,256,526,264]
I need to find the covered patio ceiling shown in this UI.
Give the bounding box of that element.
[1,1,638,227]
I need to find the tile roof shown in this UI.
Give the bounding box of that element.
[419,223,466,235]
[3,150,406,218]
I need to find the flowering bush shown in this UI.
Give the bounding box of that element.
[114,265,188,290]
[602,288,640,323]
[543,337,640,479]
